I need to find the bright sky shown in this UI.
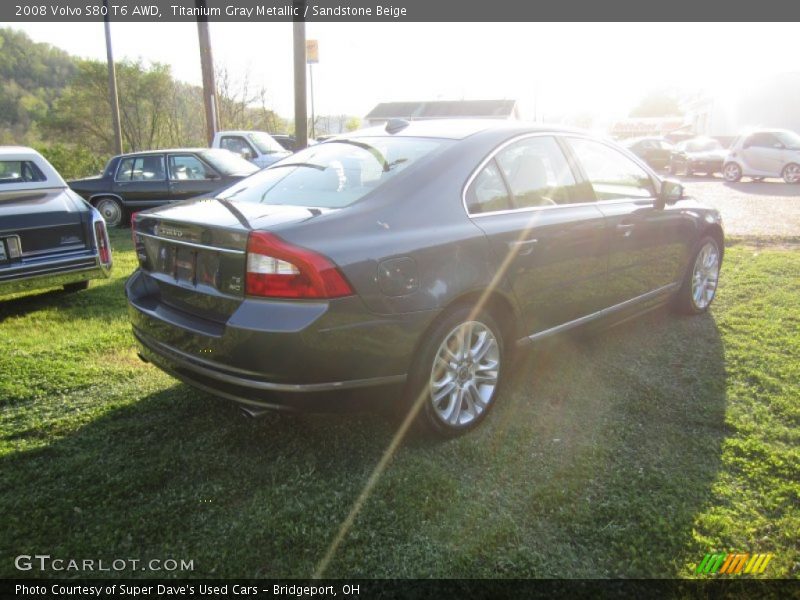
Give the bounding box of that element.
[10,22,799,124]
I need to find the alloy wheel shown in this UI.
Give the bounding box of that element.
[783,164,800,184]
[691,241,720,310]
[723,163,742,182]
[429,321,500,427]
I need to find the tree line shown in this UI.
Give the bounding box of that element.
[1,28,347,179]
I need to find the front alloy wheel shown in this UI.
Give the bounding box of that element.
[723,163,742,182]
[782,163,800,184]
[690,240,721,311]
[429,321,500,428]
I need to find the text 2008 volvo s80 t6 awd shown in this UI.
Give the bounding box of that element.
[127,120,723,436]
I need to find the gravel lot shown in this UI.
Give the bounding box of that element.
[679,176,800,239]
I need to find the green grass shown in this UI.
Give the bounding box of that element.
[0,230,797,579]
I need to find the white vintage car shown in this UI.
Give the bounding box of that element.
[0,146,112,296]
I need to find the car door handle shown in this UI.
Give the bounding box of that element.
[616,223,635,237]
[510,238,538,256]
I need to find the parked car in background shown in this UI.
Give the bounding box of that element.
[270,134,297,152]
[212,130,291,168]
[127,119,723,437]
[0,147,111,296]
[669,137,727,177]
[69,148,258,227]
[622,136,674,170]
[723,129,800,183]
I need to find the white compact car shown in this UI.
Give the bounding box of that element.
[722,129,800,183]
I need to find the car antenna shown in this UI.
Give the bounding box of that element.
[385,119,410,134]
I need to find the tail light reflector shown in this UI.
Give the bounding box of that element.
[245,231,353,299]
[94,220,111,266]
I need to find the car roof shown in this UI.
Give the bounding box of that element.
[333,119,582,141]
[113,148,218,159]
[0,145,46,160]
[0,145,66,189]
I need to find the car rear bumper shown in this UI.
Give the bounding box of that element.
[0,252,110,295]
[126,269,439,408]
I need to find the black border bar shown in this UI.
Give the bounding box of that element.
[3,0,800,22]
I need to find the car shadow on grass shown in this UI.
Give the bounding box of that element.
[0,275,129,324]
[0,307,727,579]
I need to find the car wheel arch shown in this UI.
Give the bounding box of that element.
[701,223,725,261]
[436,288,522,352]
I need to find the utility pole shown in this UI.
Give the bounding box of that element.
[293,2,308,150]
[103,0,123,154]
[196,0,218,145]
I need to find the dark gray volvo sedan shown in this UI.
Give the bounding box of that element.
[127,120,723,436]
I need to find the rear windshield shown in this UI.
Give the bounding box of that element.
[217,137,448,208]
[0,160,47,184]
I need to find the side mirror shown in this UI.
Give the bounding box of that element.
[656,178,684,209]
[240,148,254,160]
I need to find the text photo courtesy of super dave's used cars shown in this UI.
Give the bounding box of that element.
[1,15,799,585]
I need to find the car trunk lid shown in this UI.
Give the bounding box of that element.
[133,198,334,323]
[0,188,88,258]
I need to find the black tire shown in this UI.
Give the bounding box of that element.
[63,281,90,293]
[404,305,505,438]
[672,236,721,315]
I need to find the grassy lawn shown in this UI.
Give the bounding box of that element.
[0,230,797,579]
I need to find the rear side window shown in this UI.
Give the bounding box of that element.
[495,136,577,208]
[568,138,655,200]
[466,159,511,214]
[116,156,166,181]
[0,160,46,184]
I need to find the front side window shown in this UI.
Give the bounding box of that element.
[568,138,655,200]
[0,160,46,184]
[217,136,447,209]
[495,136,578,207]
[115,156,166,181]
[168,155,215,181]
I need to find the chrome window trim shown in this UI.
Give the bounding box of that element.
[134,231,246,255]
[461,131,660,219]
[516,282,679,346]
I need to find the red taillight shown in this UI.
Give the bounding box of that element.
[245,231,353,299]
[94,220,111,266]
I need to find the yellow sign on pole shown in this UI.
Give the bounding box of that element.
[306,40,319,64]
